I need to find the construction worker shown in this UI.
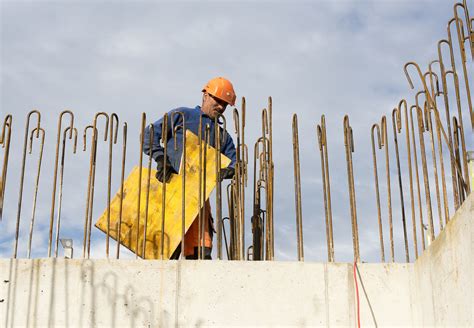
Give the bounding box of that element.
[143,77,237,259]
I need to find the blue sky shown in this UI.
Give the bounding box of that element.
[0,0,472,262]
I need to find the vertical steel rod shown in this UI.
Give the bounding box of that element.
[292,114,304,261]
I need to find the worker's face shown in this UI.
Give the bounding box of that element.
[201,92,228,119]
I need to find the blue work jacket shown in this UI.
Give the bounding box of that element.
[143,106,236,173]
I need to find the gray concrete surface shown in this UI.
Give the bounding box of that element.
[0,194,471,327]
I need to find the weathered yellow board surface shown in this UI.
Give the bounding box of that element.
[95,130,231,259]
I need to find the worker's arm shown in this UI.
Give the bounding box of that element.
[143,114,172,163]
[220,128,236,169]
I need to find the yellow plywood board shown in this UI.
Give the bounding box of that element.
[95,130,231,259]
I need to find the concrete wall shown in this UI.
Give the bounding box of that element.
[0,195,471,327]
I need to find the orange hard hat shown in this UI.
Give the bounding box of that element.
[202,77,236,106]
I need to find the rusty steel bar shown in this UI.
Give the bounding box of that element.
[380,116,394,262]
[197,114,203,260]
[292,114,304,261]
[82,125,95,256]
[200,124,211,260]
[371,123,385,262]
[409,105,426,250]
[26,127,45,259]
[0,115,12,222]
[252,138,266,261]
[214,114,224,260]
[171,112,186,259]
[232,108,243,260]
[53,127,77,258]
[116,122,127,259]
[436,42,459,210]
[136,113,146,259]
[268,97,275,260]
[424,102,445,232]
[451,16,474,129]
[455,2,474,61]
[261,108,272,261]
[400,100,418,259]
[142,124,154,259]
[414,104,435,243]
[425,70,450,226]
[343,115,360,262]
[47,110,74,257]
[83,112,109,259]
[317,115,334,262]
[160,114,169,260]
[445,69,470,202]
[105,114,119,258]
[453,118,465,203]
[392,108,410,262]
[226,182,236,259]
[13,110,41,258]
[240,98,247,259]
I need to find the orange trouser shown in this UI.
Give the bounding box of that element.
[184,200,213,256]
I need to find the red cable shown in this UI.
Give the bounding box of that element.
[354,261,361,328]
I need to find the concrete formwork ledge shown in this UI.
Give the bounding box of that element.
[1,259,413,327]
[0,195,471,327]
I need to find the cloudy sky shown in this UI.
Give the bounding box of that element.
[0,0,472,262]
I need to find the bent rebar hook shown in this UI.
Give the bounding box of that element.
[13,110,41,258]
[0,115,12,221]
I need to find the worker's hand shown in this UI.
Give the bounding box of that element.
[155,155,175,183]
[219,167,235,181]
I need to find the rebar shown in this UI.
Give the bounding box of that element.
[414,104,435,243]
[317,115,334,262]
[445,69,470,202]
[400,100,418,259]
[0,115,12,222]
[197,114,203,260]
[106,114,119,258]
[136,113,146,259]
[143,124,154,259]
[116,122,127,259]
[425,70,450,226]
[436,41,459,210]
[26,127,45,259]
[53,127,77,258]
[171,112,186,259]
[267,97,275,260]
[371,123,385,262]
[451,15,473,129]
[47,110,74,257]
[409,105,426,250]
[392,108,410,262]
[343,115,360,262]
[292,114,304,261]
[453,117,465,203]
[83,112,109,259]
[13,110,41,258]
[200,124,211,260]
[160,114,169,260]
[380,116,394,262]
[214,114,224,260]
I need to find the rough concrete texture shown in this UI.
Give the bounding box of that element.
[0,195,471,327]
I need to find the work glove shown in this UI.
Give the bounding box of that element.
[155,155,175,183]
[219,167,235,181]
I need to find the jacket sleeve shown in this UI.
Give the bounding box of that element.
[143,114,173,163]
[221,128,236,169]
